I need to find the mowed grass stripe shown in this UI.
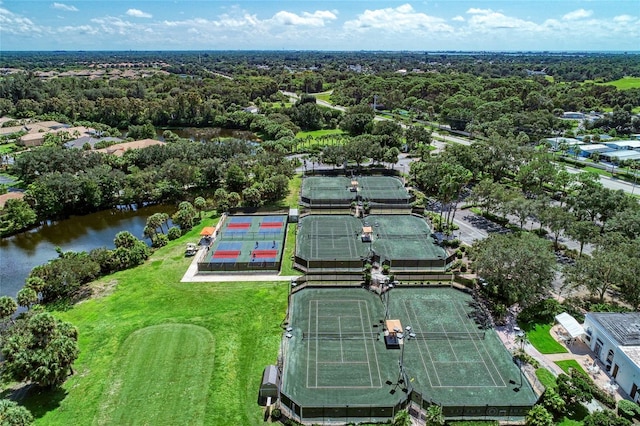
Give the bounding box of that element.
[95,324,214,426]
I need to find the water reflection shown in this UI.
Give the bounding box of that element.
[0,204,173,298]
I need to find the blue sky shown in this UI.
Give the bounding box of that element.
[1,1,639,51]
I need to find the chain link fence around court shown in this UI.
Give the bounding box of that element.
[280,392,404,424]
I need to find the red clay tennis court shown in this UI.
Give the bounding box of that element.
[228,223,251,229]
[252,249,278,258]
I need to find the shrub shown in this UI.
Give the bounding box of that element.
[618,400,640,420]
[167,226,182,240]
[270,408,282,420]
[152,234,168,248]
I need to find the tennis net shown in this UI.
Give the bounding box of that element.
[303,332,380,340]
[302,331,485,340]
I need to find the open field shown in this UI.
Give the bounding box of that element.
[95,324,215,425]
[295,128,344,139]
[24,218,288,425]
[600,76,640,90]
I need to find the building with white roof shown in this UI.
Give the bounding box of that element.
[583,312,640,401]
[577,144,613,157]
[605,140,640,151]
[600,150,640,163]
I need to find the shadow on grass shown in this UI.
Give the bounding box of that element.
[562,401,590,424]
[2,383,67,419]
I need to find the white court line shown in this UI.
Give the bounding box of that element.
[439,322,460,362]
[317,361,370,365]
[364,298,383,387]
[338,316,344,362]
[403,299,441,387]
[358,300,375,387]
[306,299,313,388]
[452,300,507,387]
[315,300,319,387]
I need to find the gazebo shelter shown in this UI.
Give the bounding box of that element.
[555,312,585,341]
[362,226,373,242]
[200,227,215,237]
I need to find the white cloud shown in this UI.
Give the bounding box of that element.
[452,16,465,22]
[613,14,635,23]
[52,3,78,12]
[465,8,538,31]
[271,10,337,27]
[562,9,593,21]
[126,9,152,19]
[0,6,43,35]
[344,4,453,33]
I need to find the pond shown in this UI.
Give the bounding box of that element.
[0,204,173,299]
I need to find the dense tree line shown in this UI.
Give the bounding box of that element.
[1,51,639,83]
[0,138,293,234]
[408,132,640,312]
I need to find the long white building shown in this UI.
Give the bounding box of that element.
[583,312,640,401]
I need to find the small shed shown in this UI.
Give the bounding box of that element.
[288,208,298,223]
[258,365,279,405]
[361,226,373,242]
[200,227,215,237]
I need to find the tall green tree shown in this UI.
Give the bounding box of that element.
[472,233,556,307]
[525,405,554,426]
[1,312,79,388]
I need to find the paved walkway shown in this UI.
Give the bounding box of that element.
[494,319,627,403]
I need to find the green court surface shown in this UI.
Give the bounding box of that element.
[296,215,369,260]
[296,215,446,263]
[281,287,537,418]
[300,176,409,204]
[357,176,410,203]
[368,215,445,261]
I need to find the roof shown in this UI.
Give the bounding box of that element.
[386,319,402,334]
[606,140,640,150]
[95,139,164,157]
[579,143,612,152]
[555,312,585,338]
[0,192,25,208]
[261,365,278,387]
[620,346,640,369]
[362,226,373,233]
[601,150,640,161]
[200,227,215,236]
[589,312,640,346]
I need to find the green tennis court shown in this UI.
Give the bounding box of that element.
[296,215,369,261]
[295,215,446,264]
[300,176,410,205]
[280,287,537,423]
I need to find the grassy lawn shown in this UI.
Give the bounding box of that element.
[535,368,557,390]
[95,324,215,425]
[314,92,332,103]
[0,142,18,154]
[281,224,300,276]
[295,128,344,139]
[522,323,568,354]
[23,219,289,425]
[600,76,640,90]
[555,359,587,375]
